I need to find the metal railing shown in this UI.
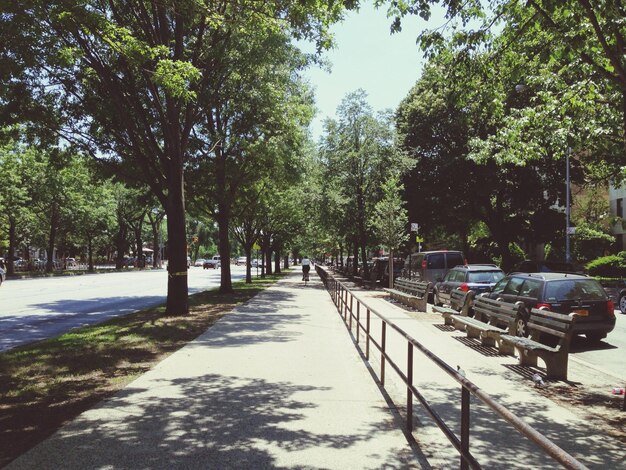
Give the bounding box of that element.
[316,265,587,470]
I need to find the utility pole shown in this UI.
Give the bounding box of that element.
[565,147,571,264]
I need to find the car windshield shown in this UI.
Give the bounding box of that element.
[467,271,504,283]
[544,280,607,302]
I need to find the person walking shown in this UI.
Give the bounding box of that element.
[301,256,311,282]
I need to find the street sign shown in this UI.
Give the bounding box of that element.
[567,227,576,235]
[411,223,419,232]
[415,236,424,243]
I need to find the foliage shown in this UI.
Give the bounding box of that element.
[369,175,409,251]
[585,253,626,277]
[572,222,616,262]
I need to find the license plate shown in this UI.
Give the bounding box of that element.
[573,309,588,316]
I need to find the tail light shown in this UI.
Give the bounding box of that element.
[536,303,551,310]
[464,259,468,265]
[460,283,469,292]
[607,300,615,317]
[421,260,427,269]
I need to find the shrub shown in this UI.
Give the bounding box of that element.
[586,254,626,278]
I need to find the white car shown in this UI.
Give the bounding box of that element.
[236,256,247,266]
[194,258,205,267]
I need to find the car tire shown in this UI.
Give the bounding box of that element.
[619,294,626,314]
[586,332,606,343]
[514,306,530,338]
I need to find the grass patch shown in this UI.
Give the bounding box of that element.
[0,272,285,467]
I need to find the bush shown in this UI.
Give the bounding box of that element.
[586,254,626,278]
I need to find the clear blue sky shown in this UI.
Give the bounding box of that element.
[301,3,441,140]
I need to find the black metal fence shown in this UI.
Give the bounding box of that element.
[316,265,587,470]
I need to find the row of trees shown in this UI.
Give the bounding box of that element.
[1,1,356,314]
[302,1,624,274]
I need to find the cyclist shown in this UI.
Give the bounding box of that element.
[301,256,311,282]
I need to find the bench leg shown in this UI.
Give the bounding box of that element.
[496,340,515,356]
[517,347,538,367]
[542,354,568,381]
[465,325,480,339]
[452,319,466,332]
[443,314,454,326]
[416,298,427,312]
[480,332,496,347]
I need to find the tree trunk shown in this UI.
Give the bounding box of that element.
[274,249,280,274]
[46,209,57,273]
[164,180,189,316]
[7,216,16,275]
[88,236,94,272]
[216,210,233,294]
[389,248,394,288]
[352,242,359,277]
[245,247,252,283]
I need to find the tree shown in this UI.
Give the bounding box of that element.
[319,90,412,277]
[9,0,351,314]
[369,174,409,287]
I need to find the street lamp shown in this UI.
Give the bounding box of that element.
[565,147,572,264]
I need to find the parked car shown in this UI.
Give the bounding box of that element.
[434,264,505,309]
[486,272,616,341]
[600,279,626,314]
[236,256,247,266]
[511,260,583,274]
[66,257,77,268]
[194,258,205,267]
[203,256,221,269]
[402,250,466,285]
[0,266,5,285]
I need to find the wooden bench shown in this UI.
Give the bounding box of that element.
[384,278,431,311]
[452,296,523,355]
[500,308,580,380]
[432,289,475,326]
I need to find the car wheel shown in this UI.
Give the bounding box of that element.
[515,314,529,338]
[619,294,626,314]
[586,332,606,343]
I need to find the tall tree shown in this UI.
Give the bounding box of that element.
[8,0,351,314]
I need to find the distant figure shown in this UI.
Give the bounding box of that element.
[302,257,311,281]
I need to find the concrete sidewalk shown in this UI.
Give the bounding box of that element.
[7,271,424,469]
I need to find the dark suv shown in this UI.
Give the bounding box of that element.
[434,264,505,309]
[487,272,616,341]
[402,250,465,284]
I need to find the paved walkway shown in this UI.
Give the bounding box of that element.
[7,269,624,469]
[7,271,423,469]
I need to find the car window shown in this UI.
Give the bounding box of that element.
[502,277,525,295]
[411,254,423,270]
[427,253,445,269]
[519,279,543,299]
[468,271,504,283]
[456,271,467,282]
[491,277,509,295]
[545,280,607,301]
[446,253,464,269]
[443,270,456,282]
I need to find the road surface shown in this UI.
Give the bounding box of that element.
[0,266,248,352]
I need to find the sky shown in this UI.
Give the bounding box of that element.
[301,3,442,140]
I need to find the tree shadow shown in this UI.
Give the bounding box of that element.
[8,373,416,469]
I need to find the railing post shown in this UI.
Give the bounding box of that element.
[349,295,353,330]
[461,386,470,470]
[366,309,370,360]
[407,342,413,433]
[381,322,386,386]
[356,302,360,344]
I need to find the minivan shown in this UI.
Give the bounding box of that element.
[402,250,466,285]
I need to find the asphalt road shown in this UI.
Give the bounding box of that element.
[0,265,248,353]
[568,307,625,381]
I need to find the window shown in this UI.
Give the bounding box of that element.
[519,279,542,299]
[617,198,623,218]
[427,253,445,269]
[446,253,465,269]
[503,277,525,295]
[491,278,509,296]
